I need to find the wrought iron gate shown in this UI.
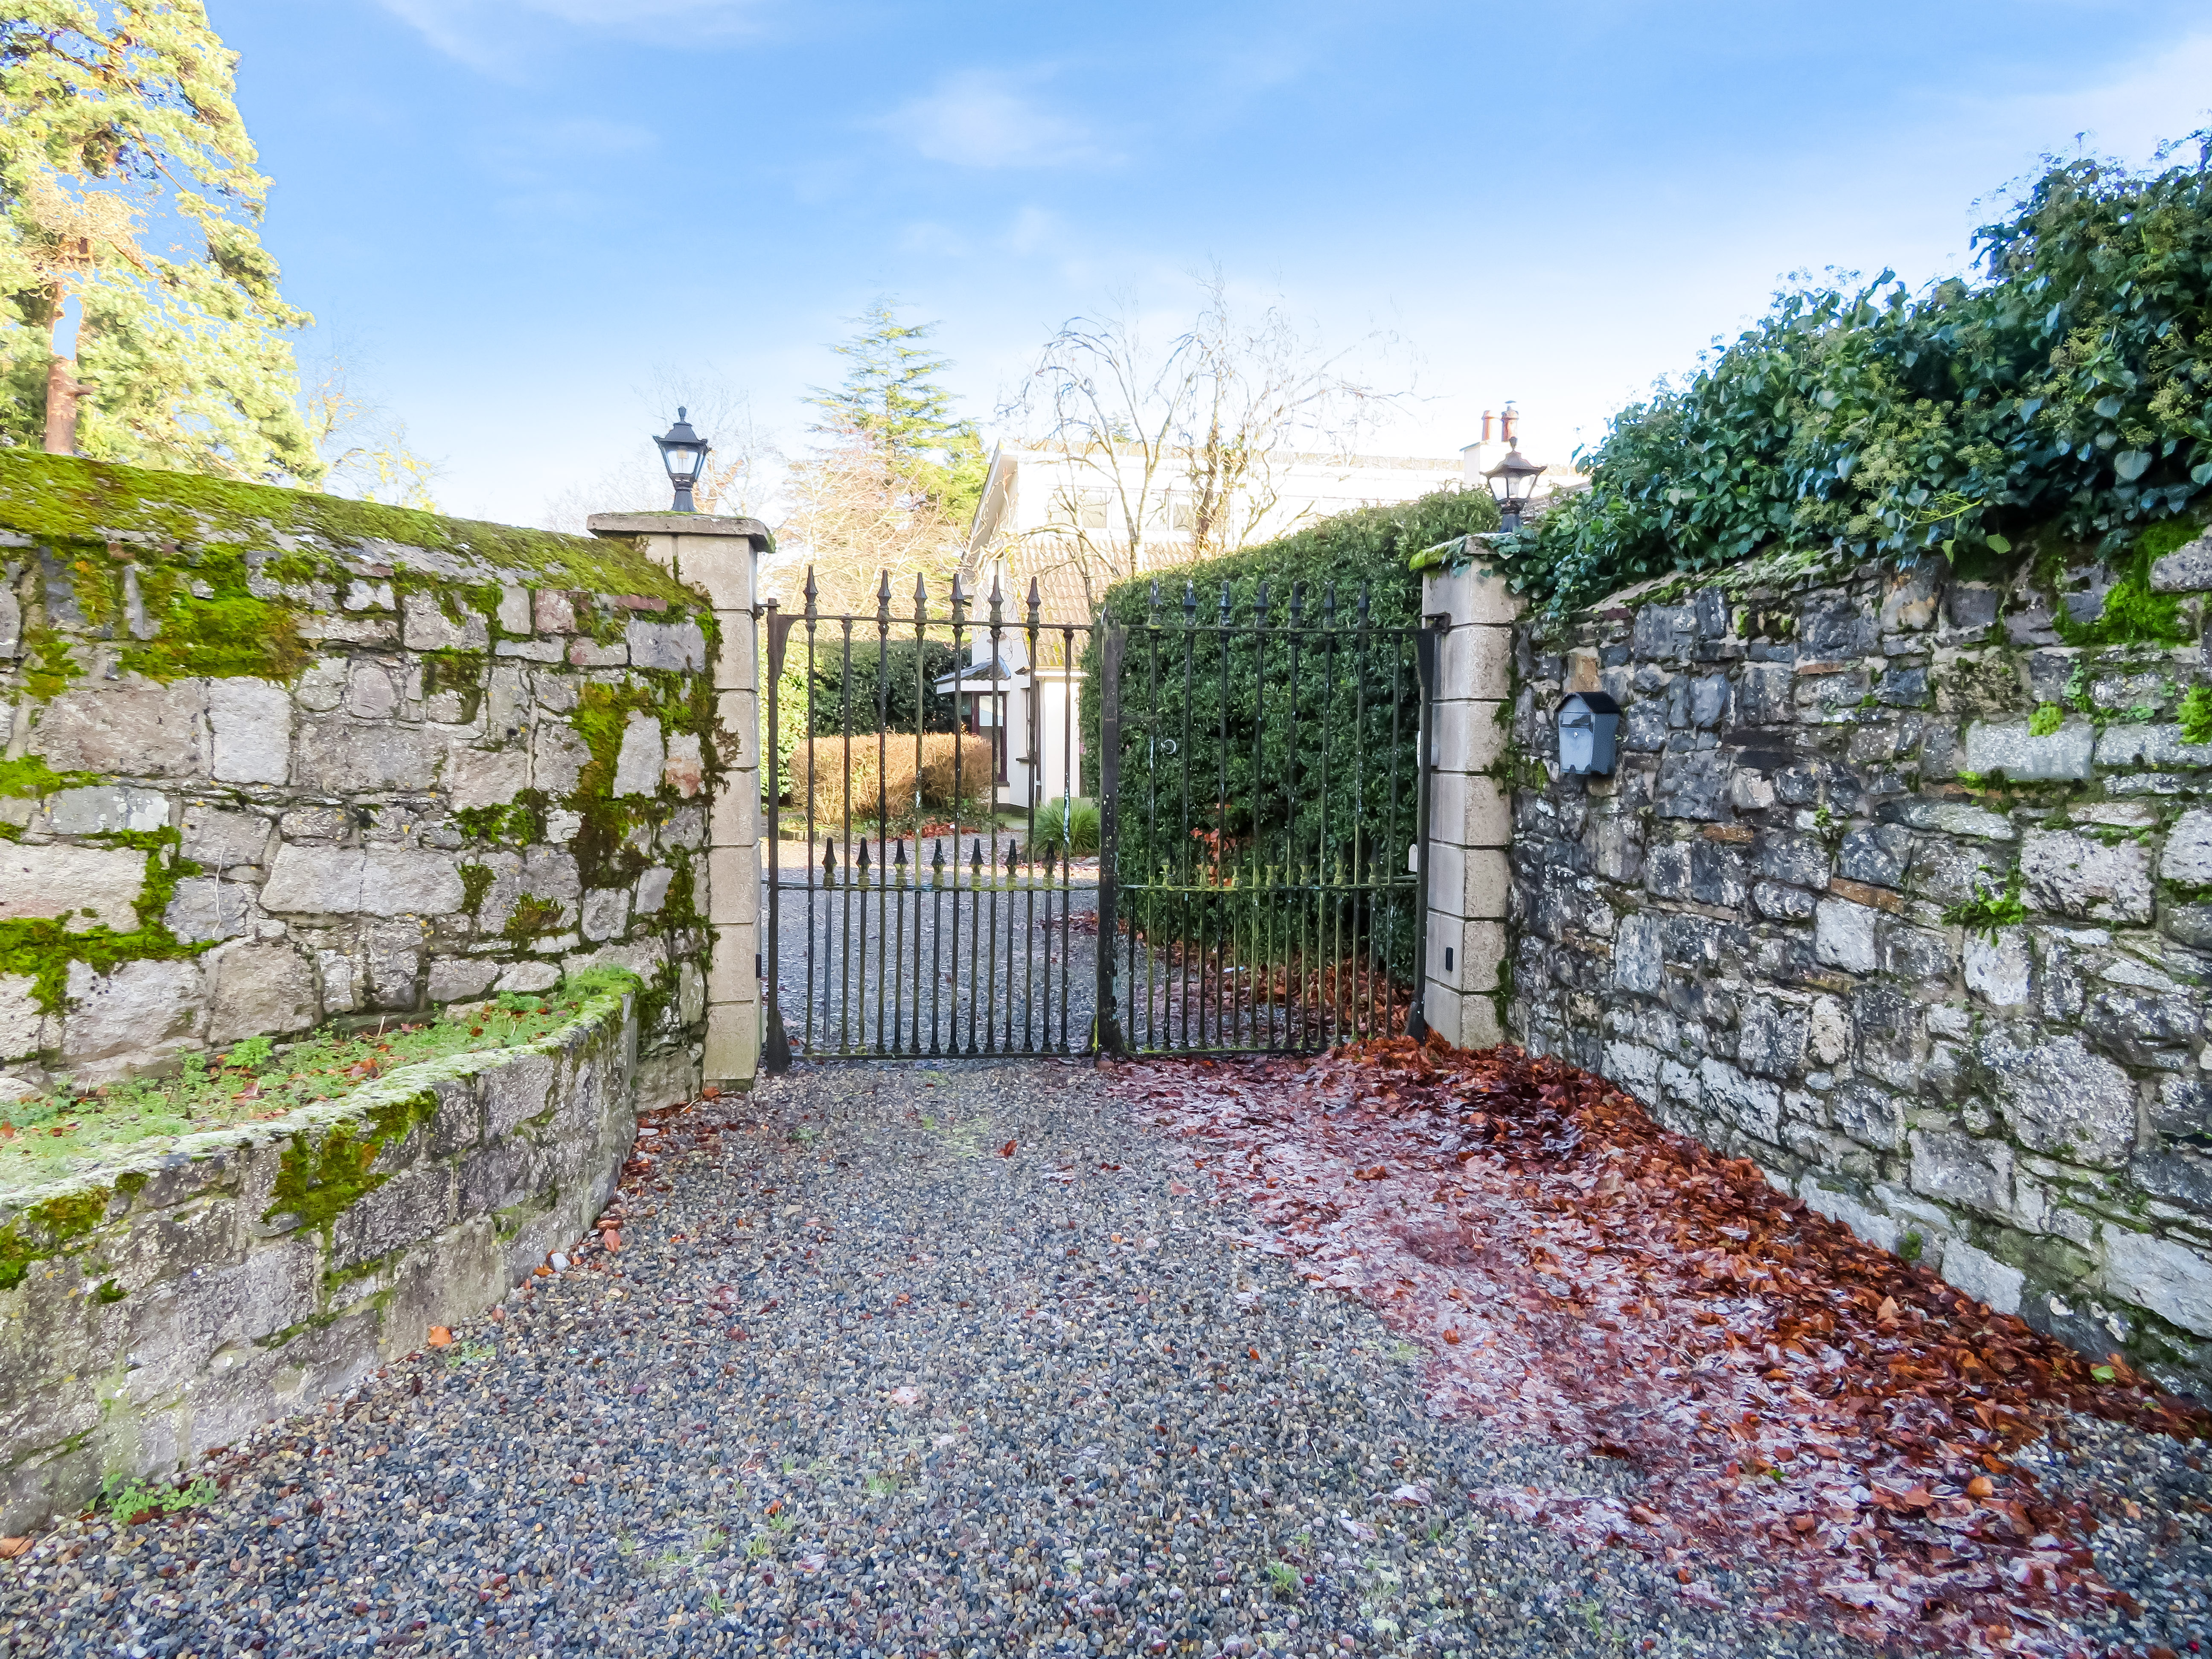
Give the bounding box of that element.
[759,569,1433,1068]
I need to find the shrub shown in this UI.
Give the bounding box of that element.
[1490,142,2212,614]
[789,733,995,827]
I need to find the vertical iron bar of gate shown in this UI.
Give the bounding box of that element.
[1353,583,1372,1037]
[1058,621,1075,1052]
[1384,614,1409,1042]
[761,601,793,1074]
[1143,585,1161,1052]
[839,620,856,1054]
[1095,620,1126,1057]
[987,575,1004,1056]
[1283,585,1303,1048]
[876,575,892,1055]
[1408,611,1443,1039]
[1318,585,1338,1042]
[1024,581,1042,1054]
[802,569,820,1058]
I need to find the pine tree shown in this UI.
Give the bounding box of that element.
[0,1,321,482]
[805,298,985,527]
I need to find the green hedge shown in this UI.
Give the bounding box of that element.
[1494,145,2212,614]
[1083,488,1498,982]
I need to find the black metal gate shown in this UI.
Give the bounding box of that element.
[759,569,1432,1068]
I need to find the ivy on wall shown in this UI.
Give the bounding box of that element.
[1484,140,2212,614]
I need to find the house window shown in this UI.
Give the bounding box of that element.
[1169,495,1197,532]
[1077,489,1110,530]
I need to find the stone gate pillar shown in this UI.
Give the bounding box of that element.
[1418,561,1520,1048]
[590,512,771,1090]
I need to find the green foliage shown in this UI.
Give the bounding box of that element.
[2029,702,2064,737]
[2180,684,2212,745]
[564,963,644,1001]
[501,892,566,944]
[1492,142,2212,613]
[1033,796,1101,854]
[0,830,205,1013]
[102,1473,216,1522]
[1942,865,2029,938]
[0,1,320,480]
[0,1185,113,1289]
[784,634,963,738]
[2048,536,2194,647]
[225,1034,274,1072]
[1083,491,1482,983]
[458,862,495,914]
[0,754,93,797]
[806,297,987,526]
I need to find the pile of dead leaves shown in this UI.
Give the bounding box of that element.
[1115,1037,2209,1655]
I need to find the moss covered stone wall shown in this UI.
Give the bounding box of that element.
[1499,526,2212,1396]
[0,453,717,1105]
[0,984,637,1533]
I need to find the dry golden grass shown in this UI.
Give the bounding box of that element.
[790,733,996,825]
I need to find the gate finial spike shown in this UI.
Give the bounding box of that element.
[914,571,929,624]
[1287,581,1303,623]
[1042,843,1057,879]
[1147,578,1161,625]
[803,565,819,620]
[971,840,984,876]
[1004,840,1019,874]
[949,571,967,626]
[1254,581,1269,626]
[1182,581,1197,623]
[1026,575,1042,626]
[1324,581,1337,624]
[822,839,836,873]
[894,838,907,868]
[856,839,870,871]
[987,568,1004,629]
[877,569,893,622]
[931,838,946,874]
[1219,580,1232,622]
[1357,580,1371,626]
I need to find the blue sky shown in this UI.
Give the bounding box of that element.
[216,0,2212,527]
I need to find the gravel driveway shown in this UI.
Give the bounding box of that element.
[3,1061,1885,1659]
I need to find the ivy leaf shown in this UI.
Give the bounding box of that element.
[2114,450,2154,482]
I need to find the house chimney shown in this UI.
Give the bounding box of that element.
[1481,410,1494,443]
[1500,402,1519,448]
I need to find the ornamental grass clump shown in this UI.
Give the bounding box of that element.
[789,733,995,827]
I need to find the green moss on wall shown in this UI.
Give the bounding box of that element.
[0,756,98,798]
[0,1185,116,1290]
[0,830,207,1013]
[2046,535,2196,649]
[262,1090,440,1234]
[0,451,701,605]
[458,863,495,915]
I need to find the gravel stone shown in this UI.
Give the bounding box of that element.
[3,1061,2198,1658]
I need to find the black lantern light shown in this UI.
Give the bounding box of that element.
[654,407,711,513]
[1482,445,1546,533]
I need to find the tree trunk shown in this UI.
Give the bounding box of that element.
[40,285,78,456]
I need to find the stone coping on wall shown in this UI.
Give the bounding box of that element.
[0,984,640,1533]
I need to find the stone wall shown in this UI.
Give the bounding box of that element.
[1499,534,2212,1396]
[0,984,637,1532]
[0,454,743,1107]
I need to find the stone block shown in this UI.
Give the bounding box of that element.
[363,921,425,1007]
[494,960,560,995]
[2096,724,2212,770]
[707,847,759,926]
[0,970,47,1061]
[1980,1027,2137,1167]
[1832,1080,1905,1152]
[1654,748,1730,821]
[1963,719,2094,781]
[533,589,577,634]
[1963,927,2031,1007]
[582,887,630,941]
[1699,1057,1780,1139]
[1942,1240,2025,1315]
[1438,624,1512,701]
[2021,829,2153,924]
[484,1050,556,1138]
[204,940,318,1043]
[568,638,627,668]
[180,804,270,871]
[297,613,398,646]
[1612,911,1664,994]
[663,731,705,798]
[702,999,759,1084]
[60,958,202,1063]
[41,785,168,835]
[448,746,528,812]
[531,721,591,796]
[428,955,501,1002]
[1429,699,1510,773]
[1737,995,1807,1079]
[344,658,400,720]
[32,680,204,777]
[1800,1180,1901,1252]
[1430,770,1511,850]
[634,865,675,915]
[2148,530,2212,592]
[610,711,666,798]
[163,876,253,944]
[293,719,448,793]
[1422,566,1520,626]
[1908,1129,2014,1218]
[261,844,467,917]
[496,587,531,634]
[207,678,292,785]
[1813,898,1878,974]
[0,842,151,934]
[626,619,707,672]
[402,592,489,652]
[1462,847,1510,921]
[2100,1225,2212,1336]
[1889,799,2015,840]
[2161,807,2212,885]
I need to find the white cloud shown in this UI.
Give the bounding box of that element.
[877,70,1112,170]
[1954,31,2212,174]
[377,0,767,69]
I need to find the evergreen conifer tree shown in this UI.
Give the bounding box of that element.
[805,298,985,527]
[0,0,320,482]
